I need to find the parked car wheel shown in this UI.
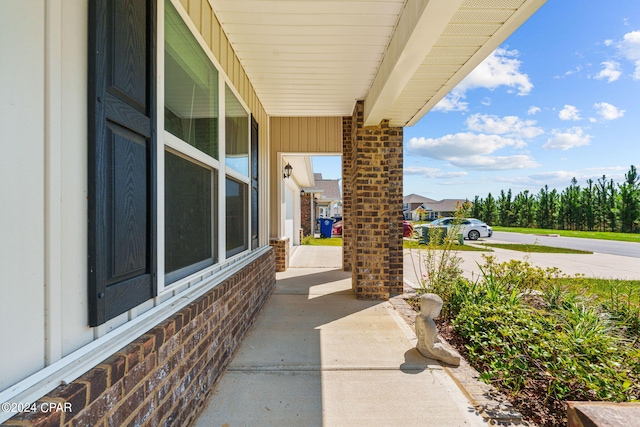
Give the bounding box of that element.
[468,229,480,240]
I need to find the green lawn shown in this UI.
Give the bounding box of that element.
[492,226,640,243]
[481,243,592,254]
[556,277,640,302]
[302,237,343,246]
[402,239,489,251]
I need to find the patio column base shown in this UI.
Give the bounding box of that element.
[269,237,290,272]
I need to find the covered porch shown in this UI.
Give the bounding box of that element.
[0,0,546,425]
[192,247,521,426]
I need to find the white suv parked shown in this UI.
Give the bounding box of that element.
[418,217,493,240]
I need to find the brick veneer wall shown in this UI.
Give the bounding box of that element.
[269,237,289,272]
[347,101,404,299]
[342,115,353,272]
[300,193,312,237]
[3,250,275,427]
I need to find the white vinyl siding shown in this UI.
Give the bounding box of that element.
[0,0,46,391]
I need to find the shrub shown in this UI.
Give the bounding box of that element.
[438,257,640,426]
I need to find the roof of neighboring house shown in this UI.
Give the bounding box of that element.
[404,194,465,213]
[403,193,437,205]
[314,174,341,201]
[425,199,465,213]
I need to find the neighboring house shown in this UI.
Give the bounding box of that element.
[403,193,438,219]
[0,1,545,425]
[314,173,342,220]
[403,194,466,220]
[281,155,315,247]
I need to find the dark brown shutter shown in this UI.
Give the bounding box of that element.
[251,115,259,250]
[88,0,156,326]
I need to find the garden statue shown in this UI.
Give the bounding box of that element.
[415,293,460,366]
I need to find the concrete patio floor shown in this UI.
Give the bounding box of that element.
[192,264,487,427]
[193,242,640,426]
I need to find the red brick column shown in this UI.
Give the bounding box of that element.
[300,193,312,237]
[346,101,403,299]
[269,237,289,272]
[342,115,353,272]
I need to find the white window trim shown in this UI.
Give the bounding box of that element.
[158,0,253,294]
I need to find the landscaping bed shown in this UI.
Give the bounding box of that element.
[412,255,640,427]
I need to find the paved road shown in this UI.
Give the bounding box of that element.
[492,231,640,258]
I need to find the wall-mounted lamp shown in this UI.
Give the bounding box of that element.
[283,163,293,179]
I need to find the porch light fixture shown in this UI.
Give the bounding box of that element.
[283,163,293,179]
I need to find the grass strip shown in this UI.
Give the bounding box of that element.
[482,243,592,254]
[403,240,490,251]
[302,237,343,246]
[492,226,640,243]
[556,277,640,301]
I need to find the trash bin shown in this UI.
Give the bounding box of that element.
[319,218,334,238]
[421,226,447,244]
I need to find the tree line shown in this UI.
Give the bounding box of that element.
[469,165,640,233]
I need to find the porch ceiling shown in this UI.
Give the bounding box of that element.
[209,0,545,127]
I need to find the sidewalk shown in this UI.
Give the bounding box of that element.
[192,265,487,427]
[289,244,343,268]
[404,241,640,289]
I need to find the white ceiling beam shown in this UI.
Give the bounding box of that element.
[363,0,465,126]
[405,0,546,126]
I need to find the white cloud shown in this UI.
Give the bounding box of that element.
[403,166,467,179]
[462,48,533,94]
[433,94,468,112]
[528,106,541,115]
[618,30,640,79]
[433,48,533,112]
[594,61,622,82]
[558,105,582,121]
[447,155,539,171]
[543,127,592,150]
[529,166,628,186]
[406,133,538,171]
[466,114,543,139]
[558,65,583,78]
[593,102,625,120]
[407,133,524,159]
[528,170,581,184]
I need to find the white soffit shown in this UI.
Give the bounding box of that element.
[384,0,547,127]
[209,0,546,125]
[209,0,405,117]
[282,155,314,188]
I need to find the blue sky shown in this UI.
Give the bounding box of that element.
[404,0,640,200]
[315,0,640,200]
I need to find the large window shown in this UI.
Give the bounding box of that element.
[163,0,221,284]
[164,151,217,283]
[225,85,248,176]
[164,1,218,159]
[88,0,256,324]
[226,178,248,257]
[163,0,253,284]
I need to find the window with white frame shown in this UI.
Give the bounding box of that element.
[163,0,249,284]
[88,0,255,325]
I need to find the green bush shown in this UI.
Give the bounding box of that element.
[437,257,640,425]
